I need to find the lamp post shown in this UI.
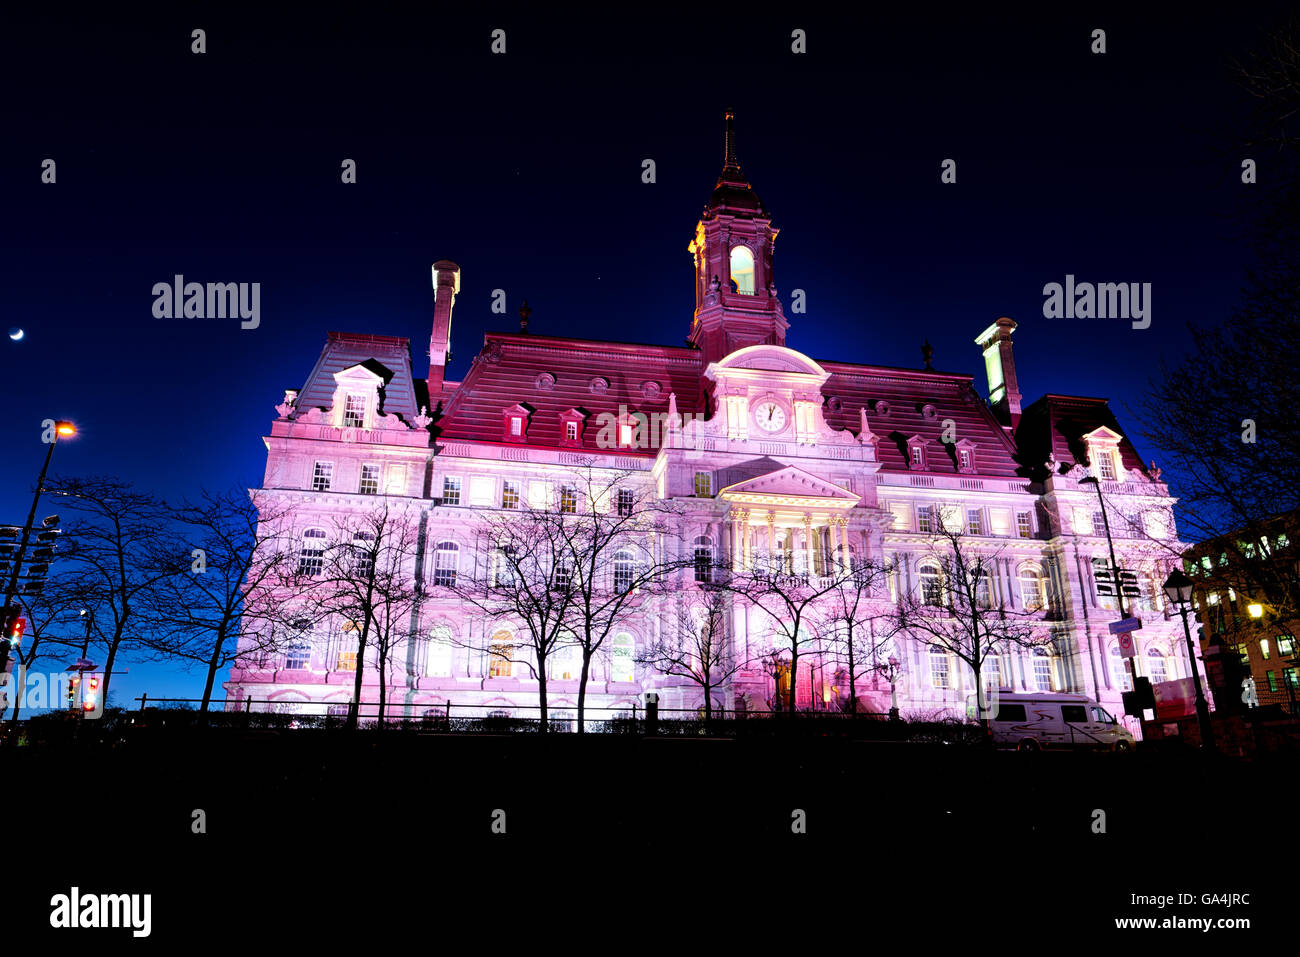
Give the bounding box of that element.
[884,655,901,721]
[1162,568,1215,751]
[1079,474,1141,690]
[0,420,76,675]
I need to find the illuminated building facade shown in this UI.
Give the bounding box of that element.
[225,116,1203,733]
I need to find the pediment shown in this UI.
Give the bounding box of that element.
[719,465,859,505]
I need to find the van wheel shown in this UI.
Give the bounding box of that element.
[1114,740,1132,752]
[1017,738,1040,752]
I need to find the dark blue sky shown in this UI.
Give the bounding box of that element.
[1,6,1284,703]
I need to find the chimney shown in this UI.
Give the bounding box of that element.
[429,260,461,392]
[974,316,1022,430]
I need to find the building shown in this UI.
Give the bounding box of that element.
[225,115,1204,732]
[1185,512,1300,716]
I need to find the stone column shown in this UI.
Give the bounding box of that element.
[730,509,744,572]
[835,518,850,572]
[803,514,815,579]
[740,508,752,569]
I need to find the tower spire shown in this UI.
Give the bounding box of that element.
[723,109,740,170]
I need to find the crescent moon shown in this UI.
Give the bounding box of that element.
[8,328,24,341]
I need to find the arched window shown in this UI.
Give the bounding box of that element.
[1146,647,1167,683]
[729,245,755,294]
[553,635,580,681]
[427,626,453,677]
[433,541,459,588]
[1019,564,1046,611]
[613,549,635,593]
[611,633,635,683]
[352,531,375,577]
[298,528,328,577]
[919,562,944,606]
[488,630,514,679]
[929,647,951,689]
[1032,648,1055,692]
[973,568,993,609]
[1109,643,1132,691]
[286,634,310,670]
[693,536,714,584]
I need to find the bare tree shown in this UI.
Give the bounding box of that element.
[292,503,423,728]
[443,489,579,731]
[809,558,897,713]
[889,508,1052,727]
[143,489,292,714]
[636,584,748,722]
[551,466,684,731]
[710,545,865,715]
[45,477,181,704]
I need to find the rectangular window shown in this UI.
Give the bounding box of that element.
[967,509,983,536]
[510,417,522,436]
[1266,671,1278,693]
[359,464,380,495]
[489,643,513,679]
[617,489,634,517]
[930,653,950,689]
[959,449,972,470]
[1017,511,1033,539]
[502,481,520,510]
[1278,635,1295,657]
[442,476,461,506]
[343,394,366,428]
[559,487,577,514]
[565,421,578,441]
[917,506,934,534]
[336,651,357,672]
[1260,638,1270,660]
[997,704,1027,722]
[1097,451,1116,481]
[1091,511,1106,536]
[312,461,333,491]
[910,446,924,467]
[694,472,712,497]
[1062,704,1087,723]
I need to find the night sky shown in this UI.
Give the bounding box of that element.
[2,6,1286,703]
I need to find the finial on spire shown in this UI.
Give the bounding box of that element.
[921,338,934,371]
[519,300,531,333]
[723,109,740,170]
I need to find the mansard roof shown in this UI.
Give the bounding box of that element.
[1017,394,1153,481]
[296,331,422,421]
[817,360,1024,477]
[434,332,705,450]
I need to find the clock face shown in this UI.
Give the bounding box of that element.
[753,400,787,433]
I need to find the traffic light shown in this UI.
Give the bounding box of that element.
[9,616,24,642]
[82,676,99,712]
[68,676,78,708]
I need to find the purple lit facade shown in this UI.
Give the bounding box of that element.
[225,120,1204,733]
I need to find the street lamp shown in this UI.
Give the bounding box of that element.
[1079,473,1141,691]
[884,655,901,721]
[1162,568,1215,751]
[0,420,77,674]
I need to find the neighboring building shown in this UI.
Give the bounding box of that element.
[1185,512,1300,716]
[225,115,1201,731]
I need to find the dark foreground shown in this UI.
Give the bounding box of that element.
[5,724,1277,945]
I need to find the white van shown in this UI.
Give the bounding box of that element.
[972,693,1134,751]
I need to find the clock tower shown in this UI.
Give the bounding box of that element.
[687,112,789,372]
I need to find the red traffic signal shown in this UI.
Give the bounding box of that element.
[9,617,24,641]
[82,676,100,712]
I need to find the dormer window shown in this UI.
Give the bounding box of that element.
[1082,427,1124,483]
[955,439,977,474]
[616,411,647,450]
[906,435,929,470]
[343,394,366,428]
[502,404,531,443]
[558,409,586,449]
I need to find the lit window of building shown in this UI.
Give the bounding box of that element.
[312,461,333,492]
[359,464,380,495]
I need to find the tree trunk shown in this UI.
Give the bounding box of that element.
[788,650,798,716]
[536,665,549,732]
[349,615,372,730]
[101,637,122,706]
[847,631,857,714]
[200,626,225,718]
[576,653,591,733]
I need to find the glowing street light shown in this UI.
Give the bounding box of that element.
[0,419,78,674]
